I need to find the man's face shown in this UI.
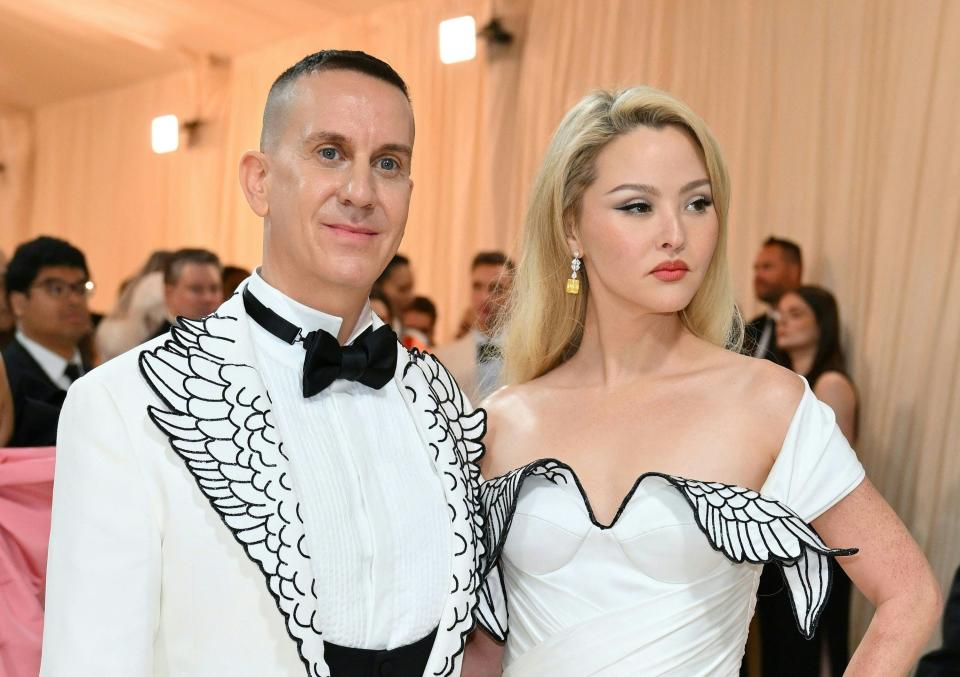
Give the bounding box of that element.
[471,263,510,334]
[10,265,91,347]
[753,245,800,304]
[165,263,223,319]
[258,70,415,297]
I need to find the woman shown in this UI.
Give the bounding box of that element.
[777,286,857,443]
[465,87,940,675]
[753,285,859,675]
[93,250,171,363]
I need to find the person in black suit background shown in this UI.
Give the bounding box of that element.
[743,236,802,365]
[2,236,93,447]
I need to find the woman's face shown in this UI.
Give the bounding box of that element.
[572,124,719,317]
[776,292,819,351]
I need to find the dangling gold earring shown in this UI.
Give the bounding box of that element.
[566,251,581,295]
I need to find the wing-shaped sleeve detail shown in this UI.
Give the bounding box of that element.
[403,349,490,674]
[139,313,327,677]
[476,460,570,641]
[664,475,857,639]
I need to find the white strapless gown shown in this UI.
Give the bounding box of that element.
[477,377,865,676]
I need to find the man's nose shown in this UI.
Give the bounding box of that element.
[337,162,376,209]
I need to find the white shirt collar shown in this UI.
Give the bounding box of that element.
[246,270,375,347]
[15,329,82,388]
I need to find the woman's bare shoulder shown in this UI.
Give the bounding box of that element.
[703,349,806,458]
[814,370,856,401]
[479,381,548,478]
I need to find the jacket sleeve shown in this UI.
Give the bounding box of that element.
[40,375,160,676]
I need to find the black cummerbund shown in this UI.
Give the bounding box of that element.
[323,626,438,676]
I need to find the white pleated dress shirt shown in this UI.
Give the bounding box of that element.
[245,272,452,650]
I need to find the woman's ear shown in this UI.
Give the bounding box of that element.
[239,151,269,218]
[564,222,583,258]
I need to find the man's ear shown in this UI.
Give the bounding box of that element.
[163,283,175,309]
[239,151,269,218]
[8,291,26,319]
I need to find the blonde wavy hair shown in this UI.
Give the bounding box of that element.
[503,86,743,385]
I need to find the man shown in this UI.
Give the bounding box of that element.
[151,247,223,337]
[434,252,513,403]
[2,236,92,447]
[743,236,802,364]
[402,295,437,347]
[42,51,497,676]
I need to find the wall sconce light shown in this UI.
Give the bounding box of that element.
[478,18,514,46]
[151,114,179,154]
[439,16,477,64]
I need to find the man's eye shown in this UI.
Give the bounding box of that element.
[378,157,399,171]
[319,148,339,160]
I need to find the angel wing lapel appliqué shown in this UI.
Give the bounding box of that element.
[399,348,487,677]
[478,459,857,641]
[139,312,327,677]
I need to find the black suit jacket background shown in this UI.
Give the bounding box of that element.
[743,313,788,366]
[2,338,83,447]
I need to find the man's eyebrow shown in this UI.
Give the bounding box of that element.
[378,143,412,157]
[303,131,348,147]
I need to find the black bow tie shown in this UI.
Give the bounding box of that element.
[243,288,398,397]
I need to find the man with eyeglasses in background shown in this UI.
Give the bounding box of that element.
[2,236,93,446]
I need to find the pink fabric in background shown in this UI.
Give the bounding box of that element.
[0,447,55,677]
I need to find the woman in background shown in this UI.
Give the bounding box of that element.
[777,286,857,443]
[93,250,171,363]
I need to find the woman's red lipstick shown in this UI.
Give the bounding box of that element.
[650,260,690,282]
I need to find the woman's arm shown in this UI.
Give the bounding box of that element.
[462,629,505,677]
[813,372,857,443]
[813,478,942,675]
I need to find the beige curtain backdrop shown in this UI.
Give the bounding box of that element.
[1,0,958,653]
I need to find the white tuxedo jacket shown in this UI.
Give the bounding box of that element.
[41,290,494,677]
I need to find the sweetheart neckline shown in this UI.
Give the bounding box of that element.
[480,374,815,529]
[483,458,767,531]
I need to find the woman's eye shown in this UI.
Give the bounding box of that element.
[319,147,339,160]
[617,201,652,214]
[686,197,713,212]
